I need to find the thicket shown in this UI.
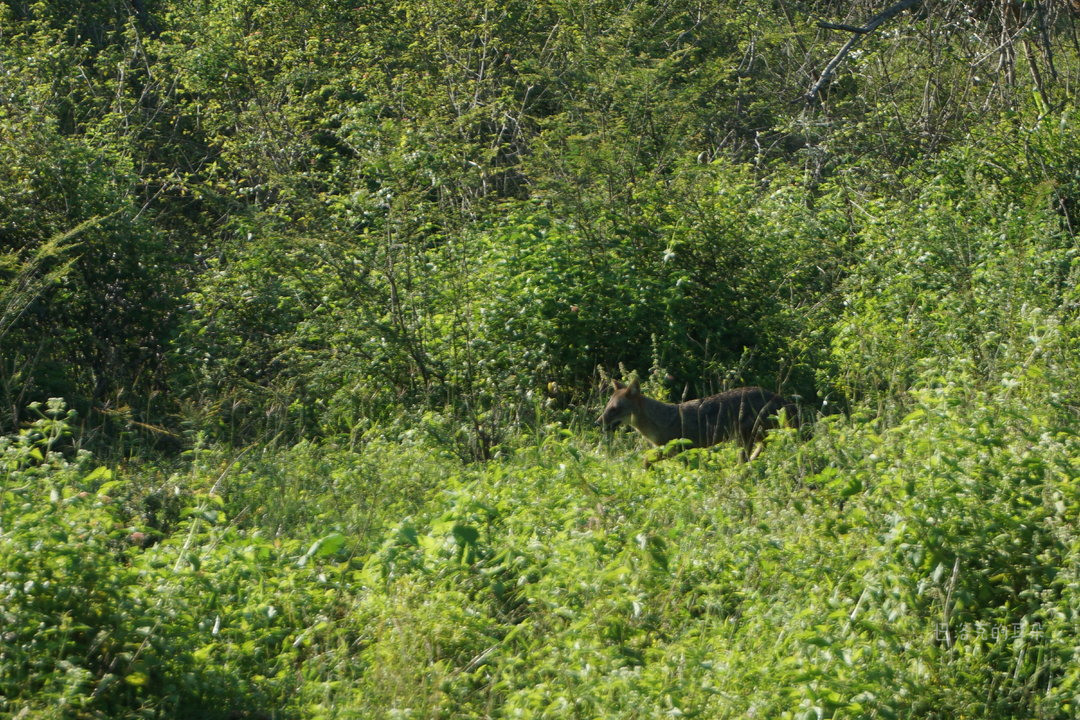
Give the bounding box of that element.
[1,0,1072,445]
[1,0,1079,717]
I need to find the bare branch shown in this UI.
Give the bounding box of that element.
[817,22,870,34]
[805,0,922,104]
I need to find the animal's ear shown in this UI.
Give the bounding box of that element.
[612,379,625,390]
[627,378,641,396]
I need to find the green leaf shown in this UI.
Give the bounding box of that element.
[97,479,124,496]
[308,532,347,558]
[124,671,149,687]
[84,466,112,483]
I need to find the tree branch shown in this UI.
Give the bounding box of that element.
[805,0,922,104]
[817,22,870,34]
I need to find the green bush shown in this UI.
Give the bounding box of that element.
[829,115,1080,418]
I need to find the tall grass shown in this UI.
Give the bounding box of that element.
[3,365,1076,718]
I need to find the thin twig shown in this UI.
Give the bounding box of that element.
[818,21,871,33]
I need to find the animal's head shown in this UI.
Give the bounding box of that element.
[596,378,641,430]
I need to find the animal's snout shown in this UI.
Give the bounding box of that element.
[596,415,621,431]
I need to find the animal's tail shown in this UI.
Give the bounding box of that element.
[781,399,802,430]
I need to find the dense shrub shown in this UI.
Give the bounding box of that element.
[2,1,1080,717]
[7,372,1077,718]
[829,115,1080,419]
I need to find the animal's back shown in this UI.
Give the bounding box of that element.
[691,386,798,447]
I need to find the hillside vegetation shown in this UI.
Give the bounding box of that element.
[1,0,1078,718]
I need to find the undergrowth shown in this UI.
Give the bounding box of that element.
[2,370,1077,719]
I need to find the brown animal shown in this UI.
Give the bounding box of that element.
[596,378,798,463]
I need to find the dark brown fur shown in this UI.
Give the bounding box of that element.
[596,379,798,462]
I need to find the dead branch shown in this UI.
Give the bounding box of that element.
[805,0,922,104]
[818,21,871,33]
